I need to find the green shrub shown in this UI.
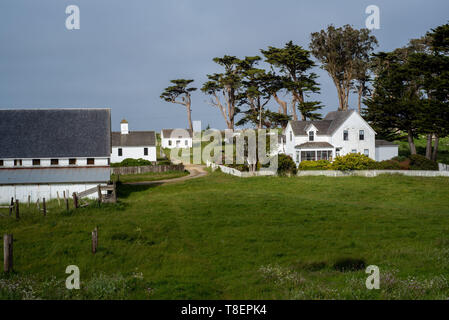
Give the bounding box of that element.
[277,154,297,176]
[111,158,153,167]
[392,155,408,162]
[298,160,331,170]
[409,154,438,170]
[333,257,366,272]
[369,160,402,170]
[331,153,376,171]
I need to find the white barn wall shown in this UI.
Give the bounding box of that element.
[375,146,399,161]
[111,146,156,163]
[0,183,103,204]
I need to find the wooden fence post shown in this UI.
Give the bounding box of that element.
[36,198,40,212]
[42,198,47,216]
[3,234,13,273]
[57,192,61,207]
[65,197,69,212]
[97,185,102,204]
[28,195,31,207]
[9,197,13,216]
[72,193,78,209]
[92,227,98,254]
[15,200,19,220]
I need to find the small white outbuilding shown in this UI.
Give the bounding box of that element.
[375,140,399,161]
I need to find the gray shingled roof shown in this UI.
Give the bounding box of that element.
[0,109,111,159]
[295,142,334,149]
[290,110,354,136]
[375,140,398,147]
[0,167,110,185]
[161,129,193,139]
[112,131,156,147]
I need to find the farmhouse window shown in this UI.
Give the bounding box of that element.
[290,131,292,141]
[364,149,369,157]
[309,131,314,141]
[317,150,332,160]
[0,160,3,166]
[118,148,123,156]
[351,149,357,153]
[14,159,22,166]
[169,140,172,146]
[51,159,59,165]
[32,159,40,166]
[301,151,316,161]
[69,158,76,165]
[359,130,365,140]
[343,130,349,141]
[144,148,148,156]
[87,158,95,165]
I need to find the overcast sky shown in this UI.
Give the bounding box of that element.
[0,0,448,131]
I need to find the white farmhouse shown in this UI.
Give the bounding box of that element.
[0,108,111,203]
[284,110,379,165]
[161,129,192,149]
[111,120,156,163]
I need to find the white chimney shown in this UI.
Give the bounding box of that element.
[120,119,129,134]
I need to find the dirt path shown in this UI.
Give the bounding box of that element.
[124,164,208,186]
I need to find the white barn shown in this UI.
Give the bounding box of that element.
[161,129,192,149]
[284,110,378,165]
[111,120,156,163]
[0,108,112,203]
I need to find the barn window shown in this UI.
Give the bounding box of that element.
[14,159,22,166]
[359,130,365,140]
[144,148,148,156]
[343,130,349,141]
[51,159,59,165]
[118,148,123,156]
[87,158,95,165]
[69,158,76,165]
[0,160,3,166]
[32,159,40,166]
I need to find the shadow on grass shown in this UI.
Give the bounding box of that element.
[117,183,161,199]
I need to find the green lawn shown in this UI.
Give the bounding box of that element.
[1,171,449,299]
[111,170,189,183]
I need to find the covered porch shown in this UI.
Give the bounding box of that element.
[294,142,334,164]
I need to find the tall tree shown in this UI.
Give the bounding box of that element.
[201,56,243,130]
[160,79,197,131]
[310,25,378,111]
[261,41,322,120]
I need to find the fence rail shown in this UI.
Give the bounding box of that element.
[111,164,184,175]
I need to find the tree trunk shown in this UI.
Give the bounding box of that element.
[425,134,432,159]
[432,134,439,162]
[407,131,417,155]
[186,101,193,132]
[357,86,363,114]
[290,96,298,121]
[273,93,288,115]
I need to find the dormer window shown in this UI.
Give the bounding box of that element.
[309,131,314,141]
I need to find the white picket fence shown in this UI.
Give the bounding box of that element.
[439,163,449,171]
[206,161,276,177]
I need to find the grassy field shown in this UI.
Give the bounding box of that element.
[1,171,449,299]
[111,170,189,184]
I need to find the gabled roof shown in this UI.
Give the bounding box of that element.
[290,110,354,136]
[161,129,193,139]
[0,108,111,159]
[112,131,156,147]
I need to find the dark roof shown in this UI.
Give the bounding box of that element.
[161,129,193,139]
[112,131,156,147]
[0,109,111,158]
[375,140,398,147]
[290,110,354,136]
[0,167,110,185]
[295,142,334,149]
